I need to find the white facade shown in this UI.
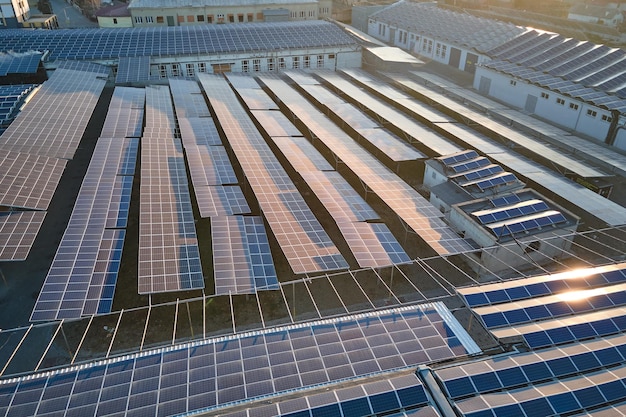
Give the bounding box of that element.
[128,0,332,27]
[473,66,626,151]
[147,49,358,78]
[366,19,485,73]
[0,0,30,27]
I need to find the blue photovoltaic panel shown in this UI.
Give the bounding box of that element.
[457,263,626,308]
[115,56,151,84]
[473,200,550,225]
[448,157,490,174]
[0,303,479,416]
[194,185,251,218]
[106,175,133,229]
[452,165,504,183]
[489,194,522,208]
[0,52,41,76]
[0,21,357,61]
[211,216,278,295]
[0,211,46,261]
[439,150,479,167]
[468,172,518,192]
[487,211,568,238]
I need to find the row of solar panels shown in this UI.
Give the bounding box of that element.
[0,21,356,62]
[30,87,144,321]
[0,303,480,416]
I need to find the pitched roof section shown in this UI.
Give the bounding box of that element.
[370,1,525,53]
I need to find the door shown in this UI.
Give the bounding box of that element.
[478,76,491,95]
[389,28,395,43]
[465,53,478,73]
[167,15,175,26]
[449,47,461,69]
[524,94,538,113]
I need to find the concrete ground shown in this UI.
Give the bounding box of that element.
[33,0,98,28]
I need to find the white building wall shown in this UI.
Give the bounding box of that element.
[474,66,619,148]
[423,164,447,189]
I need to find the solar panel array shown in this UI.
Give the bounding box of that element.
[0,64,108,159]
[0,211,46,261]
[0,21,357,61]
[115,56,151,84]
[228,75,415,268]
[0,303,480,417]
[0,51,41,76]
[260,74,473,256]
[100,87,145,138]
[219,373,434,417]
[317,70,462,156]
[0,84,35,127]
[377,72,626,226]
[285,72,427,163]
[199,73,348,275]
[457,262,626,349]
[485,31,626,103]
[370,1,524,53]
[30,136,138,321]
[435,330,626,417]
[169,79,281,295]
[138,85,204,294]
[211,216,278,295]
[0,151,67,211]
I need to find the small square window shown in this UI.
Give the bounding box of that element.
[177,15,184,23]
[556,98,565,105]
[509,80,516,86]
[197,15,204,22]
[541,92,549,99]
[586,109,597,117]
[187,15,194,22]
[569,102,579,110]
[156,16,164,23]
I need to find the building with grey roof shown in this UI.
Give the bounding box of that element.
[366,1,525,73]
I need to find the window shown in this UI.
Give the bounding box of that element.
[178,15,184,23]
[157,16,164,23]
[253,59,260,72]
[556,97,565,105]
[268,58,275,71]
[569,102,579,110]
[328,54,335,60]
[159,64,167,78]
[256,12,263,21]
[309,10,315,17]
[279,57,286,69]
[113,18,118,24]
[435,43,441,57]
[238,14,244,22]
[242,60,249,73]
[541,92,549,99]
[300,11,305,18]
[304,55,310,68]
[602,114,613,122]
[171,64,180,76]
[187,15,194,22]
[378,23,383,36]
[134,16,143,24]
[441,45,447,59]
[146,16,154,23]
[186,63,194,77]
[509,80,516,86]
[207,15,213,23]
[292,56,300,69]
[248,13,253,22]
[427,40,432,53]
[228,14,234,23]
[197,15,204,22]
[586,109,597,117]
[198,62,206,73]
[317,54,324,68]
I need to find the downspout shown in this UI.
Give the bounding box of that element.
[604,109,622,146]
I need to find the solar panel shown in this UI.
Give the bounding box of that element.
[178,117,223,147]
[269,136,335,172]
[338,222,411,268]
[185,145,238,186]
[487,210,568,238]
[259,74,473,256]
[250,110,303,137]
[0,66,107,160]
[198,73,348,274]
[0,21,357,61]
[0,151,67,211]
[0,51,41,76]
[235,88,281,110]
[472,199,550,225]
[489,194,522,208]
[115,56,151,84]
[106,175,133,229]
[138,86,204,294]
[0,302,480,417]
[169,79,212,118]
[211,216,278,295]
[100,87,145,138]
[194,185,251,218]
[0,211,46,261]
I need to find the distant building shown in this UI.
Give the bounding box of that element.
[96,2,132,28]
[366,1,524,74]
[127,0,332,27]
[0,0,30,28]
[568,3,624,26]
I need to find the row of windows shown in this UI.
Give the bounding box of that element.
[290,10,315,18]
[154,54,335,77]
[134,9,321,25]
[541,90,612,122]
